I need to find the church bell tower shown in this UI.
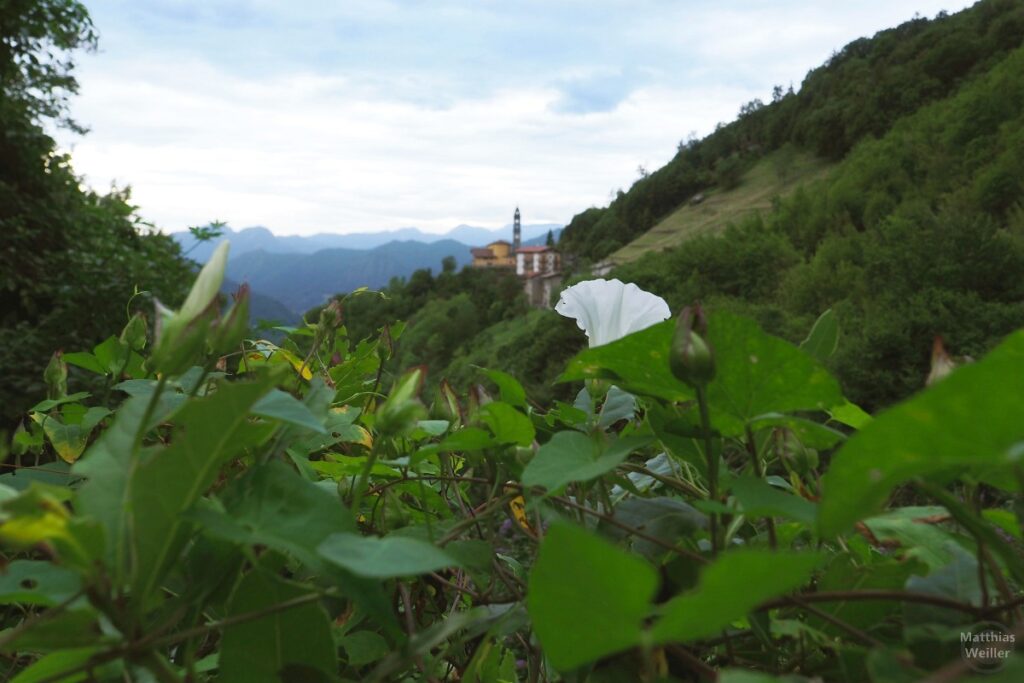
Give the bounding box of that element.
[513,207,521,251]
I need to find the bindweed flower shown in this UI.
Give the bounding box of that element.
[555,278,671,347]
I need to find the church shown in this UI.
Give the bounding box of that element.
[470,208,561,307]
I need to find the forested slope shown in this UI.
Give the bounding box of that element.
[558,0,1024,262]
[613,30,1024,409]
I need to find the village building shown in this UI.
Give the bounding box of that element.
[469,207,562,307]
[470,240,515,268]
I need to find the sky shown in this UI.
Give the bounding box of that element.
[56,0,974,236]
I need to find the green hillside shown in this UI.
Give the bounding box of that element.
[559,0,1024,263]
[610,149,833,264]
[611,39,1024,409]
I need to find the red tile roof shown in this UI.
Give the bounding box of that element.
[516,246,553,253]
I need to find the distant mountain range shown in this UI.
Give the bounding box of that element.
[224,239,474,314]
[172,223,562,263]
[171,222,562,322]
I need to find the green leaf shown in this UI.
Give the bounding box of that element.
[251,388,327,433]
[747,413,845,449]
[62,352,106,375]
[560,321,692,402]
[861,507,961,570]
[193,460,354,569]
[903,543,981,629]
[811,556,920,637]
[32,406,110,464]
[219,571,336,683]
[414,419,450,437]
[651,550,824,643]
[828,400,872,429]
[29,392,90,413]
[731,476,817,526]
[480,402,535,447]
[439,427,496,452]
[341,631,390,667]
[562,313,843,435]
[10,647,109,683]
[483,368,528,408]
[718,671,812,683]
[0,609,109,652]
[602,497,707,560]
[74,394,168,572]
[0,561,81,606]
[128,377,277,602]
[818,331,1024,537]
[317,533,460,578]
[92,336,127,375]
[527,523,658,670]
[703,313,844,434]
[521,432,651,492]
[598,386,637,429]
[800,308,839,361]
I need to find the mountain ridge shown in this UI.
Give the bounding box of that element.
[174,222,561,263]
[224,238,475,314]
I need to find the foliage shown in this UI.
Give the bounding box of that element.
[613,37,1024,410]
[3,252,1024,682]
[0,0,195,426]
[557,0,1024,262]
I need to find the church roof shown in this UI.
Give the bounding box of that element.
[516,246,553,253]
[470,248,494,258]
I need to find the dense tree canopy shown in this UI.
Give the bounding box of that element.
[0,0,193,425]
[558,0,1024,262]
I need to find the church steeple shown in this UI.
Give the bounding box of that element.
[513,207,521,251]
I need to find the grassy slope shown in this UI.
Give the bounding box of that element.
[611,150,833,264]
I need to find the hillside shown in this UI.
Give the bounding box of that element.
[611,149,832,264]
[612,34,1024,409]
[559,0,1024,263]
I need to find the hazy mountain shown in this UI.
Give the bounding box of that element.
[224,239,473,313]
[221,277,300,326]
[174,222,561,263]
[522,228,562,247]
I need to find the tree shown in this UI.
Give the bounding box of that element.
[545,229,555,247]
[0,0,97,131]
[0,0,194,425]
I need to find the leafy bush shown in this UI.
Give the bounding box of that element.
[3,257,1024,681]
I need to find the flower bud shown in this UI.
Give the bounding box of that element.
[210,283,250,356]
[43,351,67,400]
[669,304,715,387]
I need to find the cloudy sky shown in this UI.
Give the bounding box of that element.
[57,0,972,236]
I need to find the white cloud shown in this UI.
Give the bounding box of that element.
[56,0,973,235]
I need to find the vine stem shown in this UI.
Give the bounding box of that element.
[744,425,777,549]
[696,385,719,555]
[757,589,988,617]
[350,441,382,515]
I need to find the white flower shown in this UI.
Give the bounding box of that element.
[555,278,671,347]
